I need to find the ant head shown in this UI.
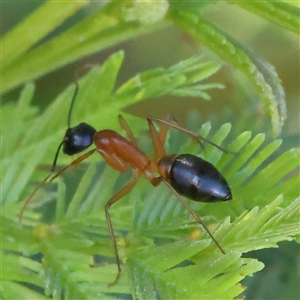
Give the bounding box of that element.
[63,122,97,155]
[61,83,96,155]
[50,83,96,172]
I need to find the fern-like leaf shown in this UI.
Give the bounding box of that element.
[170,8,287,136]
[1,54,299,299]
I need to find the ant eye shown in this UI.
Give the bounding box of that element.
[63,122,96,155]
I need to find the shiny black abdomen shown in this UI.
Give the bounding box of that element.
[169,154,232,202]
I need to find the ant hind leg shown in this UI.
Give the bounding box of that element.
[148,116,230,153]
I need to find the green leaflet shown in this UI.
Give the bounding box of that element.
[1,53,299,299]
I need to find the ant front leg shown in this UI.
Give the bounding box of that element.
[49,148,96,182]
[104,174,138,286]
[18,173,52,224]
[19,148,97,224]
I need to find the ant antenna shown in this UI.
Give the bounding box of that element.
[50,141,65,172]
[50,82,79,173]
[19,83,81,224]
[67,82,79,129]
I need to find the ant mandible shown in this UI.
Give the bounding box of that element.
[19,83,232,286]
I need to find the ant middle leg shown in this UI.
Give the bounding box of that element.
[118,115,137,146]
[104,173,138,286]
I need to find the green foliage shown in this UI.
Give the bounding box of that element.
[229,0,300,34]
[1,0,298,134]
[1,52,299,299]
[0,0,168,95]
[1,1,299,299]
[170,8,287,137]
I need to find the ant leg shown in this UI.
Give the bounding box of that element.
[105,175,138,286]
[18,173,52,225]
[19,148,96,224]
[49,148,96,182]
[157,114,173,146]
[118,115,137,146]
[146,117,167,158]
[147,115,180,158]
[161,178,226,255]
[148,116,230,153]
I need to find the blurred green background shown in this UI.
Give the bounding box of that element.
[1,1,299,299]
[2,1,299,136]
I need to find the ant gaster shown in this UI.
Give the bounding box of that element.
[20,83,232,286]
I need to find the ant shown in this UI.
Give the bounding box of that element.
[19,83,232,286]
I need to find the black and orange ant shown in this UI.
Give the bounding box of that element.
[19,83,232,286]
